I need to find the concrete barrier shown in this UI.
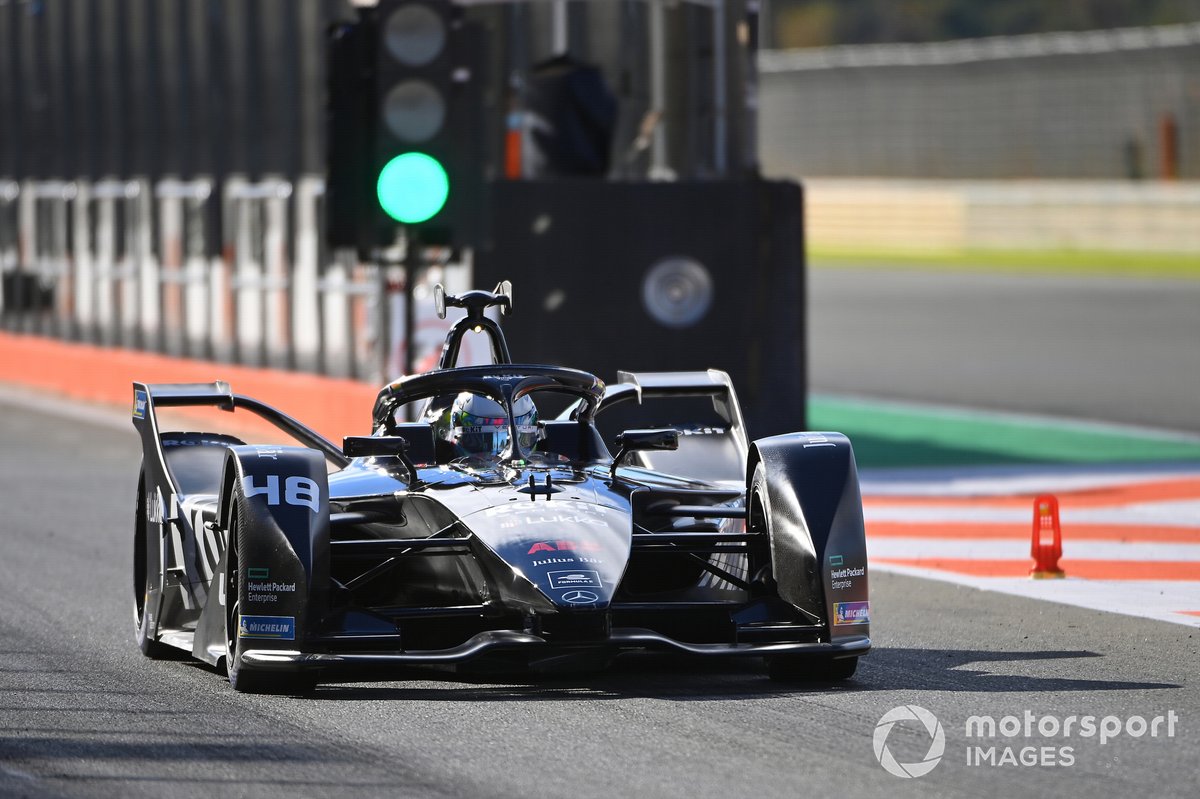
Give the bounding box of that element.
[0,330,378,443]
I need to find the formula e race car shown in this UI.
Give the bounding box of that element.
[131,284,870,693]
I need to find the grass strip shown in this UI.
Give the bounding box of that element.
[809,395,1200,469]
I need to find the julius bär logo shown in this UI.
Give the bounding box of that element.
[874,705,945,778]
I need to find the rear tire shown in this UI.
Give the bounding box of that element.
[767,655,858,682]
[134,468,176,660]
[223,495,317,695]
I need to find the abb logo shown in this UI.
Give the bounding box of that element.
[527,540,602,555]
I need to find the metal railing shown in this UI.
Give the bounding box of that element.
[0,175,400,385]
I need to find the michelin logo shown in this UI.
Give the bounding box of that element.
[834,601,870,626]
[238,615,296,640]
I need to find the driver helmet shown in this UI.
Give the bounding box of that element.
[443,392,539,457]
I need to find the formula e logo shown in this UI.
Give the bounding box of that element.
[242,475,321,513]
[874,705,945,778]
[548,570,602,589]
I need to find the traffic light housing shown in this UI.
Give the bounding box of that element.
[326,0,486,253]
[326,17,374,253]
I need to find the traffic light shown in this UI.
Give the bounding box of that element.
[371,0,485,247]
[326,17,375,253]
[325,0,485,253]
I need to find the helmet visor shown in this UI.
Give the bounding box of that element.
[514,405,540,452]
[454,411,510,456]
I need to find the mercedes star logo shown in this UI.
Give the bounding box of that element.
[561,590,599,604]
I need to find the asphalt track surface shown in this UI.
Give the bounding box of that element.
[2,397,1198,798]
[3,266,1198,797]
[807,268,1200,433]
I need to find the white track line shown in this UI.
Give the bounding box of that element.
[872,562,1200,628]
[869,538,1200,562]
[865,502,1200,527]
[863,468,1200,497]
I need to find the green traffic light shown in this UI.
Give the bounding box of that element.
[376,152,449,224]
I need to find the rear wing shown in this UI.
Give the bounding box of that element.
[134,381,235,411]
[132,381,347,467]
[610,369,748,448]
[595,370,749,485]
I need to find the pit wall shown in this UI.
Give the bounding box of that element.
[0,330,377,443]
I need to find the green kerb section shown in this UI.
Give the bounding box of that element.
[809,396,1200,469]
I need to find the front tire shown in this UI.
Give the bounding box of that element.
[223,495,316,695]
[750,463,859,684]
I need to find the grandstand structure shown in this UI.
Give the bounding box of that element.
[759,22,1200,180]
[759,24,1200,254]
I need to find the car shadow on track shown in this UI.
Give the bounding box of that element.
[278,646,1180,701]
[279,655,851,702]
[852,647,1181,693]
[183,646,1179,700]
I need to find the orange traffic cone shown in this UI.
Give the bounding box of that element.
[1030,495,1066,579]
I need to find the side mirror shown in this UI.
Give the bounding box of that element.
[495,280,513,316]
[343,436,419,484]
[434,283,447,319]
[610,428,679,481]
[343,435,409,458]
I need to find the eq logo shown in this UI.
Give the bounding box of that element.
[873,705,945,778]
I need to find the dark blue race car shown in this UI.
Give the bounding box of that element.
[131,284,870,693]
